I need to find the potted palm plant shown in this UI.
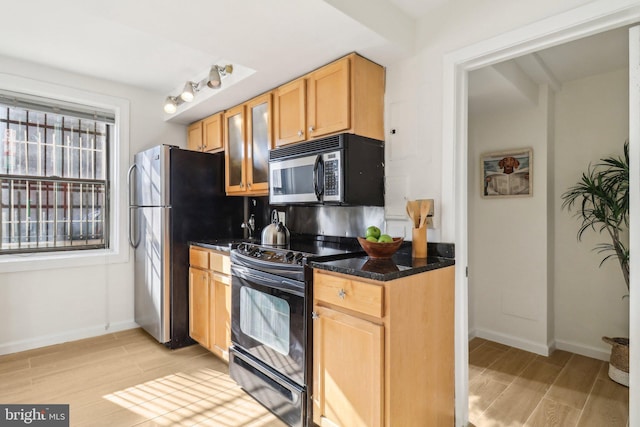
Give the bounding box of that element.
[561,141,629,386]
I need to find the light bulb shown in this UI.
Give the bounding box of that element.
[163,97,177,114]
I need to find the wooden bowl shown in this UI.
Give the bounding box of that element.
[357,237,404,259]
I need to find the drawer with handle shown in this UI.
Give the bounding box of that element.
[209,251,231,275]
[189,247,209,269]
[313,271,383,318]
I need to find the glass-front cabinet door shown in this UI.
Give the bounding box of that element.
[224,104,246,194]
[246,93,272,194]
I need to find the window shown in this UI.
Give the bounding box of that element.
[0,92,114,254]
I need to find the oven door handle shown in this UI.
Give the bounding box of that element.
[232,266,305,297]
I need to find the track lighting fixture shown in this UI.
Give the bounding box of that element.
[180,81,198,102]
[207,64,233,89]
[163,64,234,114]
[163,96,178,114]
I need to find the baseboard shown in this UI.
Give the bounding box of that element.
[473,328,551,356]
[554,338,610,362]
[468,328,477,341]
[0,320,139,356]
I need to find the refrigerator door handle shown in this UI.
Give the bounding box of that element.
[129,207,140,248]
[127,163,137,207]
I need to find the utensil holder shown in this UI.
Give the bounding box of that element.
[412,226,427,258]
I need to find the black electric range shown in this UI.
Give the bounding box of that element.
[228,235,362,427]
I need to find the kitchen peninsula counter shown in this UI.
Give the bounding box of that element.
[309,242,455,281]
[311,241,455,426]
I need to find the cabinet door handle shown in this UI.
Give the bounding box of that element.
[338,289,346,299]
[240,182,244,188]
[297,130,303,137]
[309,126,315,133]
[312,311,319,320]
[247,183,252,189]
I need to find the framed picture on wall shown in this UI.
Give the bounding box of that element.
[481,148,533,198]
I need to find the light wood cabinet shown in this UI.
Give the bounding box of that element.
[211,272,231,357]
[188,266,210,348]
[187,120,204,151]
[313,305,383,427]
[275,53,384,147]
[188,246,232,361]
[274,78,306,146]
[224,92,272,196]
[312,266,455,427]
[306,57,350,139]
[187,112,224,153]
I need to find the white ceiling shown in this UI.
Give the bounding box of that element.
[0,0,442,123]
[0,0,629,123]
[469,26,630,114]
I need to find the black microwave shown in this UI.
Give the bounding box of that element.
[268,133,384,206]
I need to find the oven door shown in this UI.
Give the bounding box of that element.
[231,264,306,385]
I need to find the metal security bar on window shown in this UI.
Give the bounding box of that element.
[0,99,111,254]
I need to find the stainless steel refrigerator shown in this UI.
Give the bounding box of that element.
[128,145,243,348]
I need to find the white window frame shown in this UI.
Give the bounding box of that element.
[0,73,130,273]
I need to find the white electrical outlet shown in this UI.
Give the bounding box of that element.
[277,211,286,226]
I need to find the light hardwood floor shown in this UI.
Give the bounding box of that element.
[1,330,629,426]
[469,337,629,427]
[0,328,285,426]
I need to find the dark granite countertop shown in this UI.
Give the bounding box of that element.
[309,242,455,281]
[189,238,259,253]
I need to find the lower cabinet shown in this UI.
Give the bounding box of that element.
[313,306,383,427]
[189,267,210,347]
[189,246,232,361]
[312,266,455,427]
[210,272,231,358]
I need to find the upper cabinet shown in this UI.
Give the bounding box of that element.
[224,92,272,196]
[274,79,306,146]
[274,53,385,147]
[187,112,224,153]
[187,120,203,151]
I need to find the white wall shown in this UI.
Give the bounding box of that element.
[465,67,628,361]
[467,86,553,354]
[0,55,186,354]
[554,67,630,359]
[383,0,593,242]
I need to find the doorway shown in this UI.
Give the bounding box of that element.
[465,28,630,426]
[443,2,640,425]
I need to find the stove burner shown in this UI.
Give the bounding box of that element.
[235,243,310,266]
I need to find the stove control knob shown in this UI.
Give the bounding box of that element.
[237,243,246,253]
[294,253,304,264]
[285,252,295,263]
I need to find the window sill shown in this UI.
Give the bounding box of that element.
[0,247,129,273]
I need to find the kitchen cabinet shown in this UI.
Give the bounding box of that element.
[188,246,232,361]
[187,120,204,152]
[273,78,306,146]
[187,112,224,153]
[274,53,384,147]
[188,266,210,347]
[312,266,455,426]
[224,92,272,195]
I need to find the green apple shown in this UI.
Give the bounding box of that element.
[378,234,393,243]
[365,225,381,239]
[366,236,379,243]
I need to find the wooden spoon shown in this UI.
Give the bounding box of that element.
[406,200,419,228]
[419,200,432,228]
[406,202,416,227]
